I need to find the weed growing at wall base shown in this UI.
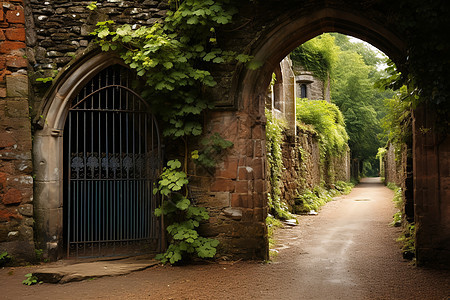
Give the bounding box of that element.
[294,182,353,214]
[154,160,219,264]
[0,251,12,267]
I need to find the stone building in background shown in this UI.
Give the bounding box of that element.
[293,64,331,102]
[266,56,350,212]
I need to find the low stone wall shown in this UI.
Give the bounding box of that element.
[279,127,350,211]
[0,0,35,263]
[279,129,320,209]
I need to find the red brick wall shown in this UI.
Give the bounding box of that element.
[0,0,35,263]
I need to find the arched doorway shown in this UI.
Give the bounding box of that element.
[33,53,162,260]
[63,65,161,258]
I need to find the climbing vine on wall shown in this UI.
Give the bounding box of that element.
[296,99,349,160]
[265,109,292,220]
[91,0,249,264]
[91,0,251,139]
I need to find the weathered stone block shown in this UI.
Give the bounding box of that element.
[19,204,33,216]
[6,9,25,24]
[6,75,28,97]
[238,166,253,180]
[253,193,264,208]
[235,180,250,193]
[223,207,242,220]
[251,158,264,180]
[210,179,235,192]
[252,126,264,140]
[0,172,6,191]
[0,41,25,54]
[254,179,266,193]
[5,55,27,68]
[207,192,230,208]
[2,188,22,205]
[0,132,15,148]
[4,28,25,41]
[253,140,264,157]
[216,158,238,179]
[0,208,22,221]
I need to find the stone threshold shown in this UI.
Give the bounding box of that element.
[33,255,159,284]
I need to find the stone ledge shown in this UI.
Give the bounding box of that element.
[33,255,159,284]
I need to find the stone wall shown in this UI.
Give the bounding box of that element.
[412,105,450,268]
[27,0,169,111]
[384,142,407,186]
[279,128,320,209]
[189,108,268,260]
[278,127,350,212]
[0,0,35,263]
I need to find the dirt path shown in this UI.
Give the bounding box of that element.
[1,178,449,299]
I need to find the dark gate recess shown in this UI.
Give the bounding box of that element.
[63,65,162,258]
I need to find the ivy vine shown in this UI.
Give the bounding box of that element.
[91,0,251,139]
[265,109,292,220]
[153,159,219,264]
[90,0,249,264]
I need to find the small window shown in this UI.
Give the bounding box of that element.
[300,84,307,98]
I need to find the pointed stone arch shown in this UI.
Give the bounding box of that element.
[231,7,406,109]
[204,5,408,261]
[33,52,138,259]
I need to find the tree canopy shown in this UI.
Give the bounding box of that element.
[291,33,395,176]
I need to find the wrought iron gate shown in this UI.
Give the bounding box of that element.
[64,65,162,258]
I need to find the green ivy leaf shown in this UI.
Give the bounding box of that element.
[203,52,216,61]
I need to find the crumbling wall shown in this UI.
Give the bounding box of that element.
[278,127,350,211]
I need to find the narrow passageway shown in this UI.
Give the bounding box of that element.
[1,178,449,299]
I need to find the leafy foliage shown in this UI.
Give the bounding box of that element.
[22,273,41,286]
[0,251,11,267]
[397,223,415,261]
[266,215,284,257]
[387,0,450,119]
[91,1,251,139]
[378,85,412,150]
[154,160,219,264]
[294,182,353,214]
[265,110,293,220]
[292,33,396,177]
[91,0,249,264]
[296,99,349,160]
[291,33,338,80]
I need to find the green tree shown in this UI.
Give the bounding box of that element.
[291,33,395,177]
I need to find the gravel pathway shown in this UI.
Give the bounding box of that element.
[1,178,449,299]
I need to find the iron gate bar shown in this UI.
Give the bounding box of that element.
[65,65,162,258]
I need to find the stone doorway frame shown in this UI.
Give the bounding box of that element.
[33,52,128,260]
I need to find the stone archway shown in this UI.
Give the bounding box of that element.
[203,5,413,261]
[33,52,130,259]
[208,4,449,267]
[231,7,406,109]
